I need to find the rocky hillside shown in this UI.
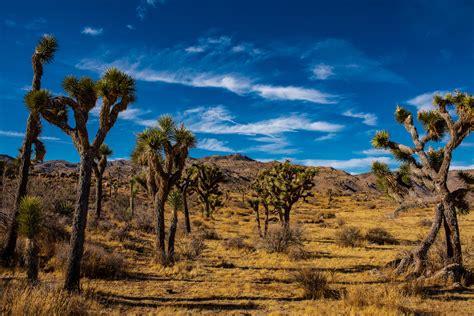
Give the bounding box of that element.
[1,153,472,201]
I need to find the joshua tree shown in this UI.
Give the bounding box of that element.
[191,163,225,218]
[93,144,112,220]
[247,197,262,237]
[18,196,43,283]
[250,174,273,237]
[131,115,196,262]
[371,161,426,218]
[26,67,135,291]
[326,189,333,208]
[128,175,142,219]
[2,35,57,263]
[372,91,473,279]
[256,161,316,227]
[167,188,183,264]
[177,167,195,234]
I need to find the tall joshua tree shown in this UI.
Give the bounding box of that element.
[250,173,273,237]
[257,161,316,227]
[372,91,473,278]
[26,68,136,291]
[192,163,225,218]
[2,35,57,263]
[93,144,113,220]
[131,115,196,262]
[18,196,43,283]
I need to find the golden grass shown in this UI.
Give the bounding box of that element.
[1,193,473,314]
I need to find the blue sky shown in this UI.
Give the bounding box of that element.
[0,0,473,173]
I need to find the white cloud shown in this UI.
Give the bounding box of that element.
[126,24,135,30]
[406,90,449,111]
[81,27,103,36]
[450,164,474,170]
[137,0,165,19]
[359,148,390,155]
[4,19,16,28]
[291,156,395,171]
[0,130,61,141]
[185,46,205,53]
[198,138,234,152]
[312,64,334,80]
[343,110,378,126]
[247,137,298,155]
[315,133,337,142]
[253,85,337,104]
[182,105,344,136]
[460,142,474,148]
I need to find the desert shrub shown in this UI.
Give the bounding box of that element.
[0,282,91,315]
[260,226,304,253]
[199,227,220,240]
[365,228,399,245]
[53,200,75,216]
[288,247,313,261]
[109,226,129,242]
[56,243,126,279]
[223,237,254,251]
[336,218,346,227]
[178,234,206,260]
[335,227,364,247]
[108,193,131,221]
[418,219,433,227]
[318,211,336,219]
[291,269,339,299]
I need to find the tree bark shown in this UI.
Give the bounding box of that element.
[25,238,39,283]
[283,209,290,228]
[441,196,462,265]
[264,205,269,237]
[254,205,262,237]
[154,184,168,261]
[63,151,94,292]
[442,213,454,259]
[395,203,443,275]
[95,174,103,220]
[182,189,191,234]
[2,113,38,263]
[167,208,178,264]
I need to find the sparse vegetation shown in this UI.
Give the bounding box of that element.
[365,227,399,245]
[335,226,364,247]
[291,268,339,299]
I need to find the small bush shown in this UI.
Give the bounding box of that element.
[318,211,336,219]
[288,247,312,261]
[199,228,220,240]
[56,243,126,279]
[335,227,364,247]
[365,228,399,245]
[0,282,92,315]
[291,269,339,299]
[260,226,304,253]
[223,237,254,251]
[178,234,206,260]
[53,200,75,216]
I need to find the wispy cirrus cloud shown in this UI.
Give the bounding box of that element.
[315,133,337,142]
[136,0,165,20]
[358,148,390,155]
[406,90,449,111]
[0,130,61,141]
[81,27,103,36]
[304,39,406,84]
[343,110,377,126]
[197,138,234,153]
[181,105,344,136]
[289,156,395,172]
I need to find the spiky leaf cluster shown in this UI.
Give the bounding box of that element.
[426,147,444,172]
[371,161,411,201]
[18,196,43,239]
[62,76,97,110]
[417,111,447,141]
[167,188,183,212]
[35,34,58,64]
[372,130,390,149]
[395,106,411,124]
[24,90,51,111]
[96,68,136,102]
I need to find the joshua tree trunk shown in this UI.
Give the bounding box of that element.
[129,181,135,218]
[182,189,191,234]
[95,174,103,220]
[204,200,210,218]
[254,205,262,237]
[167,208,178,264]
[25,238,39,283]
[2,114,39,263]
[441,196,462,264]
[442,214,454,259]
[154,184,169,260]
[283,209,290,228]
[395,203,443,275]
[264,204,269,237]
[63,150,94,292]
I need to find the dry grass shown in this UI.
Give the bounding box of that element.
[1,175,473,314]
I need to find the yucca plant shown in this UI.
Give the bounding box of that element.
[191,163,225,218]
[93,144,113,220]
[18,196,43,283]
[372,91,473,279]
[176,167,196,234]
[2,35,57,264]
[25,66,136,291]
[131,115,196,263]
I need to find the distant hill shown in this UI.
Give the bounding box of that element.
[16,153,471,202]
